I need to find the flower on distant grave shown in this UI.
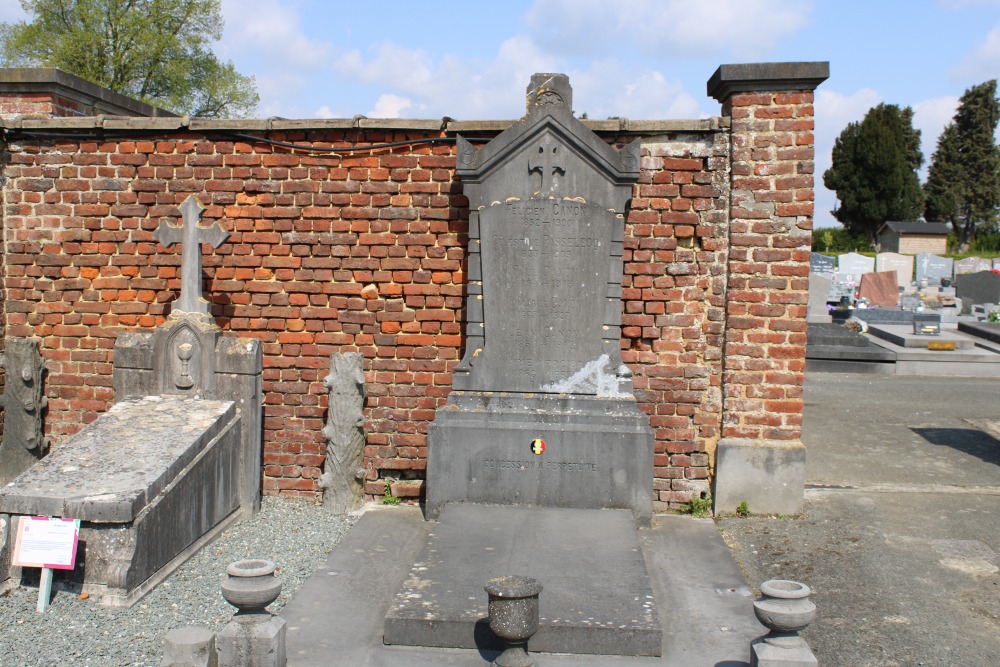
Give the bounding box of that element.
[990,268,1000,276]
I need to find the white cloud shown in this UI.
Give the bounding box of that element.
[566,63,705,119]
[369,94,418,118]
[523,0,812,60]
[951,22,1000,80]
[218,0,334,115]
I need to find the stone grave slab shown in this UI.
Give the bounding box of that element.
[876,252,914,288]
[958,321,1000,346]
[916,253,953,286]
[383,504,661,657]
[859,271,899,307]
[837,252,874,281]
[810,253,835,275]
[867,324,973,350]
[808,273,833,323]
[0,396,240,605]
[955,270,1000,314]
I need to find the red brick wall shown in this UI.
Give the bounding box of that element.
[0,91,91,118]
[1,126,738,507]
[720,91,815,442]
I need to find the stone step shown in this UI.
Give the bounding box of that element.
[382,503,661,656]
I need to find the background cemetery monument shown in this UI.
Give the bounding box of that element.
[0,61,828,519]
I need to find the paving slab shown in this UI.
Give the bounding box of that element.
[866,323,974,349]
[280,505,762,666]
[383,504,660,656]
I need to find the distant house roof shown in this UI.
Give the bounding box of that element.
[877,221,951,236]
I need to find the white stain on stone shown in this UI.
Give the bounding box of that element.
[541,354,631,398]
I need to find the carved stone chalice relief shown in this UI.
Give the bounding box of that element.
[175,342,195,389]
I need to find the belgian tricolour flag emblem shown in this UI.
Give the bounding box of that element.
[530,438,546,455]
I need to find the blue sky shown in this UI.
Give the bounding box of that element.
[3,0,999,228]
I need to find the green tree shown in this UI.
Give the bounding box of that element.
[823,103,925,249]
[0,0,258,117]
[924,80,1000,252]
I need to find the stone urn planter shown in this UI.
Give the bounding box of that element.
[485,575,543,667]
[752,579,816,649]
[220,559,282,616]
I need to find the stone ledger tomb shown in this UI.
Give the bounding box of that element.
[0,196,262,605]
[425,73,654,525]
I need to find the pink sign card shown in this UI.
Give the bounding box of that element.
[11,516,81,570]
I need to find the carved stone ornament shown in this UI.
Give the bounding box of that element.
[319,352,367,513]
[0,338,50,487]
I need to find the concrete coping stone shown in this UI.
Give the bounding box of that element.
[2,116,725,135]
[707,61,830,101]
[0,395,235,522]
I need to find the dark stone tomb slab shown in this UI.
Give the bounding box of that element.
[426,74,653,525]
[955,270,1000,314]
[383,504,661,657]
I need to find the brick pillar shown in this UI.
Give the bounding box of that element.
[707,62,829,515]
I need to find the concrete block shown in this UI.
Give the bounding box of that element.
[751,636,818,666]
[713,439,806,515]
[216,616,286,667]
[161,626,217,667]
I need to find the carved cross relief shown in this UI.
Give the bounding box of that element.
[154,195,229,315]
[528,138,566,192]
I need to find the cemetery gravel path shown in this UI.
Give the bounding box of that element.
[719,373,1000,667]
[0,498,356,666]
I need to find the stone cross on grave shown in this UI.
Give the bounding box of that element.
[528,139,566,192]
[154,195,229,316]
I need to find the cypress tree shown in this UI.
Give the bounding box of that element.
[925,80,1000,252]
[823,104,924,249]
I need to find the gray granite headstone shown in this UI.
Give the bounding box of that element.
[0,339,49,487]
[807,273,833,323]
[955,270,1000,314]
[810,253,835,275]
[876,252,914,289]
[954,257,989,276]
[915,253,953,285]
[837,252,874,282]
[426,74,653,525]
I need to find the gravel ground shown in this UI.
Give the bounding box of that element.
[0,498,356,667]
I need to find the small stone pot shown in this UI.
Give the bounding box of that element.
[753,579,816,648]
[220,559,282,616]
[485,575,543,667]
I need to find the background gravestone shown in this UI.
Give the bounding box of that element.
[837,252,874,281]
[954,257,989,276]
[859,271,899,307]
[876,252,914,289]
[916,253,953,285]
[426,73,653,525]
[956,271,1000,314]
[807,273,833,323]
[810,254,835,275]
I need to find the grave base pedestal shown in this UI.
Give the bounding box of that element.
[425,392,654,527]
